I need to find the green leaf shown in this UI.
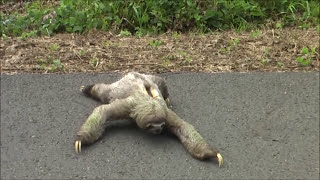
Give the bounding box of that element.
[301,47,309,54]
[296,57,304,62]
[300,59,311,66]
[73,26,83,32]
[310,47,316,54]
[276,23,282,29]
[277,62,283,67]
[69,17,76,26]
[66,27,73,32]
[141,14,149,24]
[53,60,61,65]
[187,0,193,7]
[204,10,215,19]
[50,64,56,71]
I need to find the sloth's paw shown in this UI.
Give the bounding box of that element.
[75,131,92,153]
[80,85,95,97]
[196,146,223,167]
[75,140,82,153]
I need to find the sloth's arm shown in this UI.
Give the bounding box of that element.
[166,109,223,167]
[145,75,171,106]
[75,99,131,153]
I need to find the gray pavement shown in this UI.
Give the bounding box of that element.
[1,72,319,179]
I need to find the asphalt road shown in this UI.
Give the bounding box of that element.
[1,72,319,179]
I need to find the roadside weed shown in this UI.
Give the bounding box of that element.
[120,30,132,37]
[173,32,180,39]
[50,44,59,51]
[277,62,284,67]
[250,30,261,39]
[179,50,192,63]
[296,47,315,66]
[261,59,268,65]
[50,59,64,72]
[149,40,163,48]
[90,58,99,68]
[35,57,64,72]
[162,59,169,67]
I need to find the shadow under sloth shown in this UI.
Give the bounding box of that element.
[75,72,223,167]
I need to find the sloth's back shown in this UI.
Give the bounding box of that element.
[107,72,160,102]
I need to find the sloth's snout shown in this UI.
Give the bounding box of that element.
[147,122,165,134]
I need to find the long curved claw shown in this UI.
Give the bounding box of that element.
[75,140,81,153]
[217,153,223,167]
[165,98,171,107]
[150,87,160,98]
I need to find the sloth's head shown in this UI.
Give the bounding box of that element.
[141,115,166,134]
[131,95,168,134]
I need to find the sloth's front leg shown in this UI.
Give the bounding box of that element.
[145,74,171,106]
[75,99,130,153]
[166,109,223,167]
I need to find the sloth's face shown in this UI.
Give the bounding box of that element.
[144,119,166,134]
[139,115,166,134]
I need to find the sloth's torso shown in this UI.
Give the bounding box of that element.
[108,72,166,104]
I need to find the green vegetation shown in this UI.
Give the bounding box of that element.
[162,59,170,67]
[172,32,181,39]
[50,44,59,51]
[35,56,65,72]
[179,50,192,63]
[277,62,284,68]
[149,40,163,48]
[78,49,86,56]
[120,30,132,37]
[1,0,319,37]
[50,59,64,72]
[220,38,240,54]
[229,38,240,48]
[261,58,269,65]
[296,47,316,66]
[18,30,38,40]
[250,30,261,39]
[90,58,99,68]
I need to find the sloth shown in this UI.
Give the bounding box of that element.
[75,72,223,167]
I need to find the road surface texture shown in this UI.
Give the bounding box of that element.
[1,72,319,179]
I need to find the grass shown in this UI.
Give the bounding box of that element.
[250,30,262,39]
[1,0,319,37]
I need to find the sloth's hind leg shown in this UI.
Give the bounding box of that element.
[81,83,112,104]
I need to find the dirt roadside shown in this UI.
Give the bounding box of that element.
[1,27,319,74]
